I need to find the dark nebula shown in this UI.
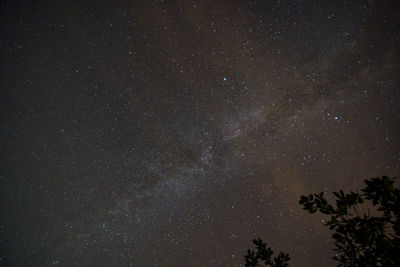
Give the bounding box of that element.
[1,0,399,266]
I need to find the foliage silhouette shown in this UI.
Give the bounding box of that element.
[244,238,290,267]
[244,176,400,266]
[299,175,400,266]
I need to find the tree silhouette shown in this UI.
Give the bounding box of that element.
[244,238,290,267]
[244,176,400,266]
[299,176,400,266]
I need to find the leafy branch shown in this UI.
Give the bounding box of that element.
[299,176,400,266]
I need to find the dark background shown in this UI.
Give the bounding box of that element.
[1,0,399,266]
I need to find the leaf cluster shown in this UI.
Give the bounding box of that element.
[299,176,400,266]
[244,238,290,267]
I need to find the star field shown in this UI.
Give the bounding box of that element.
[1,0,399,266]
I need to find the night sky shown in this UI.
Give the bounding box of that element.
[1,0,399,266]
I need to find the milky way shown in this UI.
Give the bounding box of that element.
[1,0,399,266]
